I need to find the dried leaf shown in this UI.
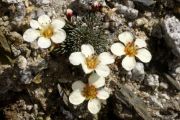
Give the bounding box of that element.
[0,31,11,53]
[32,73,42,84]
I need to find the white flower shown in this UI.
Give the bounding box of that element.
[69,73,110,114]
[23,15,66,48]
[69,44,114,77]
[111,31,152,71]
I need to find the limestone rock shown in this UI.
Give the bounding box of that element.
[162,16,180,58]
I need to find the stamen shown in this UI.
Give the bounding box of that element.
[83,84,97,99]
[85,55,99,69]
[41,25,54,38]
[124,42,137,56]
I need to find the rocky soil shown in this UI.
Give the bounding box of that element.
[0,0,180,120]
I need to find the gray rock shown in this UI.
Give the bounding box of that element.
[132,62,145,81]
[115,3,139,19]
[159,82,168,89]
[32,0,50,5]
[20,70,33,84]
[168,59,180,81]
[133,0,156,6]
[150,95,163,108]
[145,74,159,88]
[2,0,22,3]
[162,16,180,58]
[114,84,152,120]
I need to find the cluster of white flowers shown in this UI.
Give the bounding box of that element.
[23,15,66,48]
[69,73,110,114]
[111,31,152,71]
[69,44,114,77]
[23,14,152,114]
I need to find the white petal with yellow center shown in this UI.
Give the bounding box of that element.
[88,99,101,114]
[37,37,51,48]
[136,49,152,63]
[134,38,147,48]
[97,89,110,100]
[82,62,94,74]
[118,32,134,45]
[81,44,95,57]
[95,64,110,77]
[69,90,85,105]
[69,52,84,65]
[38,15,51,26]
[98,52,114,65]
[51,18,65,30]
[23,29,40,42]
[51,29,66,43]
[30,20,40,29]
[88,73,105,88]
[122,56,136,71]
[72,81,85,91]
[111,43,125,56]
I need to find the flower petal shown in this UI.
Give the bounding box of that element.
[37,37,51,48]
[136,49,152,63]
[69,90,85,105]
[51,29,66,43]
[110,43,125,56]
[97,89,110,100]
[69,52,84,65]
[81,44,95,57]
[23,29,40,42]
[98,52,114,65]
[88,73,105,88]
[134,38,147,48]
[118,32,134,45]
[95,64,110,77]
[81,62,94,74]
[122,56,136,71]
[51,18,65,30]
[30,20,40,29]
[72,81,85,91]
[38,15,51,26]
[88,99,101,114]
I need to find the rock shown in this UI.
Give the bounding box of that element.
[150,95,163,108]
[2,0,22,3]
[133,0,156,6]
[11,45,21,56]
[32,0,50,5]
[159,82,168,89]
[132,62,145,81]
[20,70,33,84]
[114,84,152,120]
[135,17,148,26]
[17,55,27,70]
[115,3,139,19]
[160,93,170,100]
[162,16,180,58]
[145,74,159,88]
[0,65,11,74]
[163,73,180,91]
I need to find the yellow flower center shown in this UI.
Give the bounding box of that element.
[85,55,99,69]
[124,42,137,56]
[83,84,97,99]
[41,25,54,38]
